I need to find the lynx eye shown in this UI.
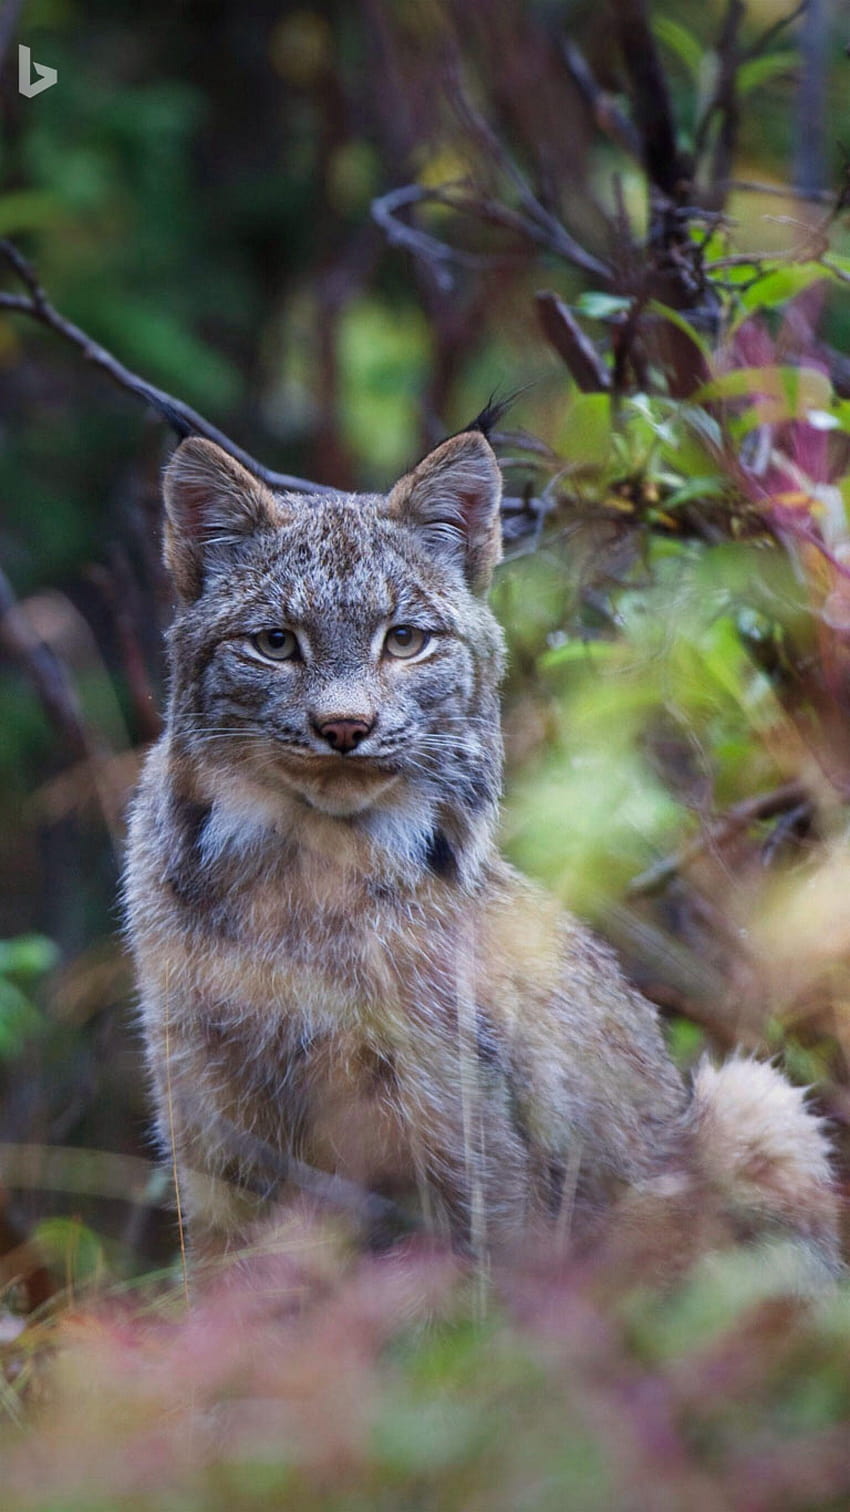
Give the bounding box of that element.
[384,625,430,660]
[251,628,298,661]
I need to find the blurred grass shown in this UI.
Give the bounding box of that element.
[4,1230,850,1511]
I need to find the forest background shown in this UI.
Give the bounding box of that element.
[3,1,850,1508]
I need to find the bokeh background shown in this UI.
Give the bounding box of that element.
[2,0,850,1264]
[5,5,850,1503]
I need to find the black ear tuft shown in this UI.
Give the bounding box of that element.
[462,384,532,440]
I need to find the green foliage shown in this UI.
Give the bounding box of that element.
[0,935,57,1061]
[338,299,432,479]
[32,1216,104,1290]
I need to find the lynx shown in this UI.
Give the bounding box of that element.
[125,429,840,1280]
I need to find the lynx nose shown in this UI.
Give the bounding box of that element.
[313,717,375,753]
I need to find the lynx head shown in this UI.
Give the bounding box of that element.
[161,432,506,880]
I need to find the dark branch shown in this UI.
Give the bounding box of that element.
[0,241,323,495]
[371,184,523,292]
[560,38,643,164]
[442,53,613,280]
[743,0,808,62]
[0,566,95,767]
[535,292,612,392]
[626,781,810,898]
[694,0,745,202]
[613,0,690,202]
[1,241,548,553]
[202,1107,421,1239]
[372,180,611,287]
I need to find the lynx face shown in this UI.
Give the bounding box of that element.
[161,433,507,855]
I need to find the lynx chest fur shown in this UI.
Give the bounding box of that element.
[125,431,840,1274]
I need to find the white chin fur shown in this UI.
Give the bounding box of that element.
[292,770,400,817]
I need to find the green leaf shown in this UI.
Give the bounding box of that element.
[652,17,704,82]
[539,638,619,671]
[0,933,60,979]
[667,1015,706,1068]
[33,1217,105,1287]
[659,407,723,477]
[824,252,850,278]
[0,977,44,1060]
[557,392,612,471]
[694,364,833,415]
[575,292,631,321]
[0,190,64,236]
[737,52,796,97]
[662,476,728,509]
[739,262,829,311]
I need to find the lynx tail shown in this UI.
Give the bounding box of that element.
[690,1056,842,1280]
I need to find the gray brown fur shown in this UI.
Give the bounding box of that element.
[124,433,841,1279]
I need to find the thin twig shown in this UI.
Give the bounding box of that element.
[742,0,808,63]
[0,566,94,766]
[626,781,810,897]
[163,973,191,1308]
[442,53,612,280]
[372,181,610,286]
[0,241,323,495]
[372,184,513,289]
[202,1108,422,1237]
[560,38,643,164]
[535,291,611,391]
[696,0,745,201]
[722,177,834,203]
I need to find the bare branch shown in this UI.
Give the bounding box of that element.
[370,182,523,291]
[560,39,643,164]
[192,1106,422,1239]
[722,177,833,203]
[373,182,611,286]
[0,567,95,767]
[743,0,808,62]
[442,53,612,280]
[535,291,611,392]
[1,241,548,554]
[626,781,810,898]
[694,0,745,202]
[0,241,324,495]
[613,0,689,201]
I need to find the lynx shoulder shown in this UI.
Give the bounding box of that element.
[124,431,841,1281]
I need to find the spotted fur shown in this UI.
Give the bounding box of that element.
[125,433,841,1278]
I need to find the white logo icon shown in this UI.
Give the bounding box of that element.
[18,45,58,98]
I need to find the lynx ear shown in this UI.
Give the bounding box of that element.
[384,431,503,594]
[162,438,289,601]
